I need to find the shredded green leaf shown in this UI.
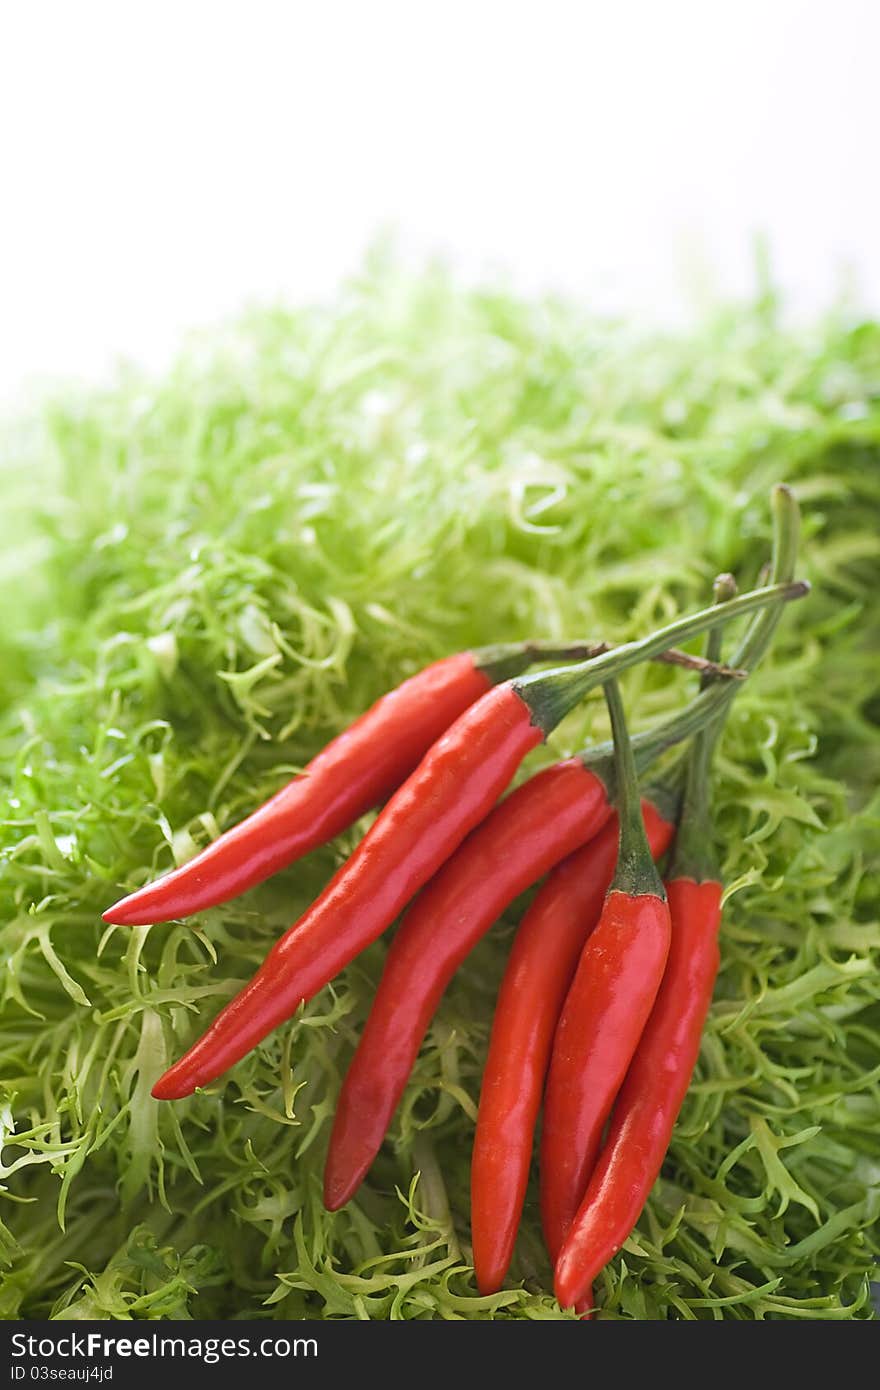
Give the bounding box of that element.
[1,260,878,1319]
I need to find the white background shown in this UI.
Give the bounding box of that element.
[2,0,878,405]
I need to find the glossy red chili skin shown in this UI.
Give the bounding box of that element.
[554,877,722,1309]
[322,760,614,1211]
[540,889,672,1267]
[104,653,493,927]
[151,684,543,1100]
[471,803,674,1296]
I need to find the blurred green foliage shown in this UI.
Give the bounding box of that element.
[0,261,878,1319]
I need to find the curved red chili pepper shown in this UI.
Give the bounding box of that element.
[540,889,672,1269]
[470,801,675,1297]
[102,651,498,926]
[552,575,738,1310]
[322,759,614,1212]
[540,682,672,1281]
[553,876,721,1309]
[151,684,543,1099]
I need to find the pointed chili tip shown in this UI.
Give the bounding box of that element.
[102,906,140,926]
[474,1268,504,1298]
[150,1071,195,1102]
[322,1159,363,1212]
[102,893,150,926]
[102,890,176,925]
[554,1260,589,1313]
[321,1184,349,1214]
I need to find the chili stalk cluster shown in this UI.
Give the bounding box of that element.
[101,484,805,1315]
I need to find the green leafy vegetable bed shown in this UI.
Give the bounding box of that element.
[1,265,878,1320]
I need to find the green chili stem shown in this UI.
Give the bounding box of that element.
[604,680,665,899]
[514,576,807,736]
[590,486,802,772]
[670,720,719,882]
[727,485,799,672]
[670,575,738,881]
[704,574,738,669]
[474,641,606,683]
[670,486,800,879]
[473,639,746,684]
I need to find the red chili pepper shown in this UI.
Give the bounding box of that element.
[151,683,541,1098]
[553,877,721,1310]
[553,494,802,1310]
[470,800,675,1297]
[102,643,596,927]
[322,758,615,1213]
[552,601,732,1311]
[150,582,799,1101]
[539,681,672,1278]
[544,491,802,1304]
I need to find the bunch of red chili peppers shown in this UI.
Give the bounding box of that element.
[103,484,805,1314]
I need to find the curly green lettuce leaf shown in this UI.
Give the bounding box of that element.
[0,262,877,1319]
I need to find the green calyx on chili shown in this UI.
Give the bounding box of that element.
[541,680,672,1296]
[602,681,666,901]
